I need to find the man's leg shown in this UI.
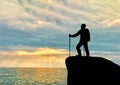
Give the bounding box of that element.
[76,42,82,56]
[83,42,90,56]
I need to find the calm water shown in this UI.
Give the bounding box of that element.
[0,68,67,85]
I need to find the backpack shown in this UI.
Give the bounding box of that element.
[85,29,90,42]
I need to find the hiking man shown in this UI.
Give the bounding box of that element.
[69,24,90,56]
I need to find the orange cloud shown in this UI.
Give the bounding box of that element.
[0,47,69,67]
[14,47,68,57]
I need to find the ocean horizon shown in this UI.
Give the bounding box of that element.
[0,68,67,85]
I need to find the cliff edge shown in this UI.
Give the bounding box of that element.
[65,56,120,85]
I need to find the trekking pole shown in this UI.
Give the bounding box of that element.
[69,35,71,56]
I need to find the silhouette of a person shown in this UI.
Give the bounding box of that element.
[69,24,90,56]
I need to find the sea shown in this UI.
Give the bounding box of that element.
[0,68,67,85]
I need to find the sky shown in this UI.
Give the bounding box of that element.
[0,0,120,67]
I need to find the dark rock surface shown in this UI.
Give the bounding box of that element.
[65,56,120,85]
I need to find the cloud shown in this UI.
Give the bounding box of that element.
[0,0,69,30]
[1,0,120,31]
[1,48,119,67]
[0,47,68,67]
[102,19,120,27]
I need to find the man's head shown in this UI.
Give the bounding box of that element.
[81,24,86,29]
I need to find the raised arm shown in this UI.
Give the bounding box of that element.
[69,30,81,37]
